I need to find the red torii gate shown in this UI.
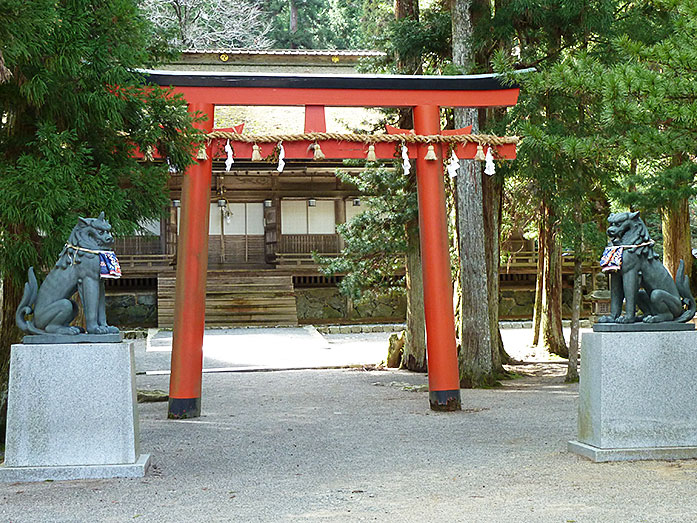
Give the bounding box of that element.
[144,70,520,418]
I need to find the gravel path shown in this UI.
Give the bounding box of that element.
[2,328,696,522]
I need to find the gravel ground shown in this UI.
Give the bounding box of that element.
[2,328,697,522]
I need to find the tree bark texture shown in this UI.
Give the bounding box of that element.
[452,0,497,387]
[0,275,23,443]
[289,0,298,33]
[450,0,474,69]
[540,203,569,358]
[396,0,421,74]
[482,171,506,372]
[567,254,582,382]
[456,158,495,387]
[661,197,691,279]
[566,193,584,381]
[396,0,419,19]
[532,213,545,346]
[403,221,427,371]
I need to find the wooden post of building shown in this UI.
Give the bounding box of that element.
[335,199,346,251]
[168,102,214,419]
[412,104,461,411]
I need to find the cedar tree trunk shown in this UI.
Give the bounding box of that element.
[0,275,23,443]
[403,220,427,371]
[662,197,691,279]
[540,202,568,357]
[567,253,582,382]
[532,213,544,346]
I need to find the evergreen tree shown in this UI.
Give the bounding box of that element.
[597,0,697,280]
[489,0,616,360]
[266,0,332,49]
[265,0,377,49]
[0,0,201,439]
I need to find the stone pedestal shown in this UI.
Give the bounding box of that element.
[0,342,150,482]
[569,330,697,462]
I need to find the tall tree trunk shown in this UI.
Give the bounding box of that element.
[0,275,23,443]
[662,197,691,279]
[532,212,545,346]
[452,0,496,387]
[289,0,298,33]
[567,254,582,382]
[567,203,583,382]
[456,157,495,387]
[403,221,427,371]
[482,169,506,372]
[392,0,426,372]
[540,202,569,357]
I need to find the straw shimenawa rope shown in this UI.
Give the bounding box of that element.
[207,131,519,146]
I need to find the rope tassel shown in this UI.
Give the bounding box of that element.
[366,144,376,162]
[251,144,262,161]
[424,144,437,161]
[474,144,486,162]
[311,142,325,160]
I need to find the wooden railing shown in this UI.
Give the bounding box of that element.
[500,250,597,274]
[279,234,340,254]
[114,236,164,256]
[118,254,174,273]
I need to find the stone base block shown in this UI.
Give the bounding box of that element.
[568,441,697,463]
[0,454,151,482]
[572,331,697,462]
[2,342,146,481]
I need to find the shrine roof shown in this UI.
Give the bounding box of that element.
[141,69,518,92]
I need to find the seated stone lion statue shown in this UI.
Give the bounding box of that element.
[598,211,696,324]
[16,212,121,336]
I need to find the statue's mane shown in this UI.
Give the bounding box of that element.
[622,213,656,259]
[55,216,113,269]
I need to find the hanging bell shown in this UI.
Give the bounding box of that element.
[474,143,486,162]
[251,144,262,161]
[424,144,437,161]
[196,144,208,161]
[312,142,325,160]
[366,144,377,162]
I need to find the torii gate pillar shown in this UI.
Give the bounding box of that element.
[168,103,214,418]
[413,105,461,410]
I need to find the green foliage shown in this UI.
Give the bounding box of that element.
[266,0,370,49]
[317,162,417,299]
[597,0,697,213]
[360,4,451,75]
[0,0,200,284]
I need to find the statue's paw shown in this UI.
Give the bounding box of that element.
[598,315,616,323]
[642,315,658,323]
[617,315,637,324]
[56,326,81,335]
[86,324,109,334]
[106,325,119,334]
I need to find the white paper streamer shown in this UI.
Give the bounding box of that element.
[224,139,234,171]
[446,150,460,178]
[276,142,286,173]
[401,144,411,176]
[484,146,496,176]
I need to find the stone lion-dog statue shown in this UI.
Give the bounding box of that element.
[16,212,121,336]
[598,211,696,324]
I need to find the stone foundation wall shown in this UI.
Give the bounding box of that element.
[295,288,406,323]
[499,288,575,320]
[106,292,157,328]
